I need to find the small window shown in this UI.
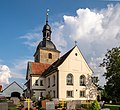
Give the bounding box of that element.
[80,91,86,97]
[35,80,38,86]
[40,80,43,86]
[48,53,52,59]
[40,92,43,97]
[75,53,77,56]
[67,91,73,98]
[80,75,86,86]
[52,75,55,86]
[48,77,50,88]
[66,74,73,85]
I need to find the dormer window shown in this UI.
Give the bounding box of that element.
[48,53,52,59]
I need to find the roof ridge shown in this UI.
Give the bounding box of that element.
[2,81,23,92]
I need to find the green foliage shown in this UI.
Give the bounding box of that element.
[81,104,92,109]
[92,76,99,85]
[104,104,120,110]
[100,46,120,102]
[91,100,100,110]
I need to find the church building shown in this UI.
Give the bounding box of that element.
[25,11,98,101]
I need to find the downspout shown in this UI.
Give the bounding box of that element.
[57,69,59,98]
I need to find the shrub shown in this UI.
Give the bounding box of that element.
[81,104,92,109]
[91,100,100,110]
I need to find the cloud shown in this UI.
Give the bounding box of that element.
[52,3,120,85]
[89,57,106,86]
[20,32,41,47]
[10,58,33,79]
[0,65,11,85]
[19,3,120,86]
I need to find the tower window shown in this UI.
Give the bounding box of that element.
[48,53,52,59]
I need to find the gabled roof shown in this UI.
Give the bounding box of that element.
[42,46,76,76]
[26,62,50,79]
[31,62,50,74]
[2,81,23,92]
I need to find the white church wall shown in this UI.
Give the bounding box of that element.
[58,46,94,101]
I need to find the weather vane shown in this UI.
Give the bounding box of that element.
[46,9,49,24]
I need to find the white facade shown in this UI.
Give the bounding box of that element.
[58,46,92,100]
[31,46,97,101]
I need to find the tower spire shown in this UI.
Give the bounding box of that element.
[42,9,51,41]
[46,9,49,24]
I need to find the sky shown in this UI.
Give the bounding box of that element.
[0,0,120,88]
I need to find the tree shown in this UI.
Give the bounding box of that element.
[100,46,120,102]
[85,75,98,101]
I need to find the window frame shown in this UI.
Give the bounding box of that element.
[66,90,73,98]
[40,80,43,86]
[66,73,73,85]
[80,75,86,86]
[48,77,50,88]
[40,92,43,97]
[80,91,86,97]
[52,75,55,87]
[35,80,38,86]
[48,53,52,59]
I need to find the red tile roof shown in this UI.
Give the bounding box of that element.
[31,62,50,75]
[0,85,2,91]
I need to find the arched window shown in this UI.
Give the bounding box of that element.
[66,73,73,85]
[48,53,52,59]
[80,75,86,86]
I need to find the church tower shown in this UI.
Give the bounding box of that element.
[34,10,60,64]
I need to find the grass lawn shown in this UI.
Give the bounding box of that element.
[104,104,120,110]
